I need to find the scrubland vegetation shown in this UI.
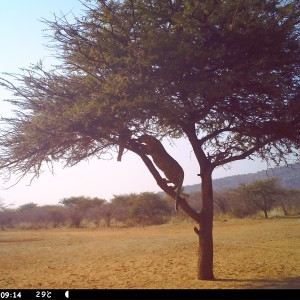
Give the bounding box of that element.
[1,0,299,280]
[1,178,299,230]
[1,178,299,289]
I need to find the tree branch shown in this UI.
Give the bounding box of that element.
[212,137,274,168]
[128,141,202,223]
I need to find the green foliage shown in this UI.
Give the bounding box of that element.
[60,196,106,210]
[18,202,38,211]
[0,0,299,279]
[109,193,137,224]
[233,178,284,218]
[59,196,106,227]
[212,181,300,218]
[0,187,299,229]
[0,0,299,181]
[129,192,172,225]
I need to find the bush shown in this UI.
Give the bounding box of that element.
[129,192,172,226]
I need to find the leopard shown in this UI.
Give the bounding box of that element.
[138,134,184,211]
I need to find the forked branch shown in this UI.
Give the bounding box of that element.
[128,140,202,223]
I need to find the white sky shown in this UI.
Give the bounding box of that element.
[0,0,269,207]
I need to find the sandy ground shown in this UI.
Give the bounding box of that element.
[0,218,299,289]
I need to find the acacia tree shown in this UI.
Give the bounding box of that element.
[60,196,105,227]
[0,0,299,280]
[129,192,172,225]
[235,178,283,218]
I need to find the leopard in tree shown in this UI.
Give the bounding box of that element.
[138,134,184,211]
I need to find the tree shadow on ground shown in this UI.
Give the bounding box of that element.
[214,277,300,289]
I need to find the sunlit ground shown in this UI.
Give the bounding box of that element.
[0,218,299,289]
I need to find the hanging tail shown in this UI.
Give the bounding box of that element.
[175,184,182,212]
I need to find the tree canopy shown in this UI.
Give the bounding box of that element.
[1,0,299,181]
[0,0,299,280]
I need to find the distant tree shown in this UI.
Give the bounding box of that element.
[60,196,105,209]
[60,196,105,227]
[43,205,68,228]
[110,193,137,225]
[1,0,299,279]
[98,202,114,226]
[18,202,38,211]
[277,189,300,216]
[224,188,256,218]
[186,192,202,213]
[129,192,172,225]
[0,208,14,229]
[213,190,231,215]
[235,178,283,218]
[14,203,44,228]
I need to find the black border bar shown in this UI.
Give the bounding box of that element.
[0,289,298,300]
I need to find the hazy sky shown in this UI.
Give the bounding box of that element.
[0,0,269,207]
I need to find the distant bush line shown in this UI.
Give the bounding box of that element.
[1,179,300,230]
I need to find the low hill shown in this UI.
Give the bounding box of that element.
[184,163,300,194]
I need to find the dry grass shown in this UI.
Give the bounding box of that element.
[0,218,299,289]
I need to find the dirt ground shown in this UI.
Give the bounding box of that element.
[0,218,299,289]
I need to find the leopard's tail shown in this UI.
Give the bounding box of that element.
[175,183,182,212]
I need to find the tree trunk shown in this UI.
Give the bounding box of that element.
[263,198,269,218]
[132,140,215,279]
[280,201,288,216]
[196,169,215,280]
